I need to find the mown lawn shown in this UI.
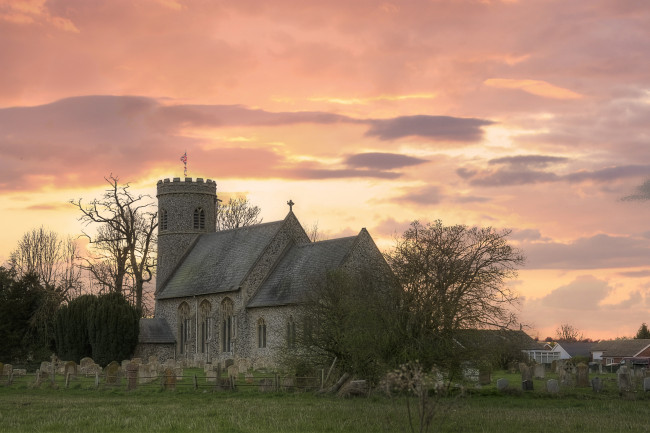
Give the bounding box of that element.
[1,370,650,432]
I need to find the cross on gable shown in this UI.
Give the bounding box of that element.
[287,199,295,212]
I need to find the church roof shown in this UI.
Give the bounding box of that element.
[247,235,358,308]
[139,318,175,344]
[156,220,285,299]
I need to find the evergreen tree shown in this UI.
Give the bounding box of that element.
[635,323,650,339]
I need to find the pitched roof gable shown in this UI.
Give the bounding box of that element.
[247,235,358,308]
[156,220,285,299]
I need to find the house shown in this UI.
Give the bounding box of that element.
[591,339,650,366]
[522,341,594,364]
[135,177,393,368]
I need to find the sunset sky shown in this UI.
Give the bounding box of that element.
[2,0,650,340]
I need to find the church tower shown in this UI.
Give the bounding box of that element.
[156,177,217,293]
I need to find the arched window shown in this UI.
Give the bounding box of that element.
[178,302,190,355]
[159,209,168,231]
[221,298,234,352]
[286,316,296,349]
[193,207,205,230]
[199,300,212,354]
[257,318,267,348]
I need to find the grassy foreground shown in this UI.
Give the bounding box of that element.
[1,371,650,432]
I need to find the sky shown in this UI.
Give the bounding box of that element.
[2,0,650,340]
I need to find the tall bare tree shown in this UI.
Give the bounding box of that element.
[387,220,525,337]
[72,175,157,311]
[9,226,82,299]
[216,196,262,230]
[555,323,583,342]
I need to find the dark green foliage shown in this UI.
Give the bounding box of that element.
[298,270,404,383]
[55,292,140,366]
[55,295,97,362]
[0,267,57,363]
[635,323,650,339]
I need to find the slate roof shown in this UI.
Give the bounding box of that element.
[555,341,594,358]
[156,220,285,299]
[139,318,175,344]
[247,235,358,308]
[591,339,650,357]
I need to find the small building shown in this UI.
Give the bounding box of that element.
[591,339,650,366]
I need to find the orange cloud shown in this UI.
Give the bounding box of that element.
[484,78,583,99]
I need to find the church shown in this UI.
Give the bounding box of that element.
[135,177,393,368]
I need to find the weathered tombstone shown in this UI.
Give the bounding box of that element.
[63,361,77,380]
[479,368,491,385]
[551,360,558,374]
[227,364,238,379]
[138,363,154,384]
[40,361,51,375]
[534,364,545,379]
[258,378,274,392]
[496,378,509,391]
[245,372,254,384]
[520,364,533,382]
[591,376,603,393]
[576,363,589,387]
[206,368,217,383]
[643,377,650,392]
[546,379,559,394]
[105,361,121,385]
[522,379,534,391]
[618,366,632,392]
[224,359,234,368]
[163,368,176,390]
[174,367,184,381]
[126,363,138,390]
[13,369,26,376]
[559,364,573,387]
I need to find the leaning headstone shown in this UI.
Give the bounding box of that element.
[618,366,632,392]
[546,379,559,394]
[496,378,509,391]
[643,377,650,392]
[591,376,603,393]
[105,361,121,385]
[576,363,589,387]
[63,361,77,380]
[126,363,138,391]
[522,379,534,391]
[534,364,545,379]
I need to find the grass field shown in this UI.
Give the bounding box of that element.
[1,369,650,432]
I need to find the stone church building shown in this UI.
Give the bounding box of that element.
[135,177,392,368]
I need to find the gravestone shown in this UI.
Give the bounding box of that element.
[40,361,51,375]
[576,363,589,387]
[643,377,650,392]
[479,369,491,385]
[105,361,121,385]
[227,365,238,379]
[522,379,534,391]
[258,378,274,392]
[126,363,139,390]
[534,364,545,379]
[245,372,255,384]
[174,367,184,381]
[618,366,632,392]
[138,363,156,384]
[281,376,295,391]
[591,376,603,393]
[520,364,533,382]
[13,369,26,376]
[546,379,559,394]
[496,378,509,391]
[63,361,77,380]
[163,368,176,390]
[559,364,574,387]
[224,359,234,368]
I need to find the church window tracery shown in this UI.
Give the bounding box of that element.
[221,298,234,352]
[258,318,267,348]
[199,300,212,354]
[178,302,190,355]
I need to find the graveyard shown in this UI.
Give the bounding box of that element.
[2,359,650,432]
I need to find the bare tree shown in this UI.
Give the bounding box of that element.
[387,220,525,337]
[71,175,157,311]
[216,196,262,230]
[306,221,328,242]
[555,323,583,342]
[9,226,82,299]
